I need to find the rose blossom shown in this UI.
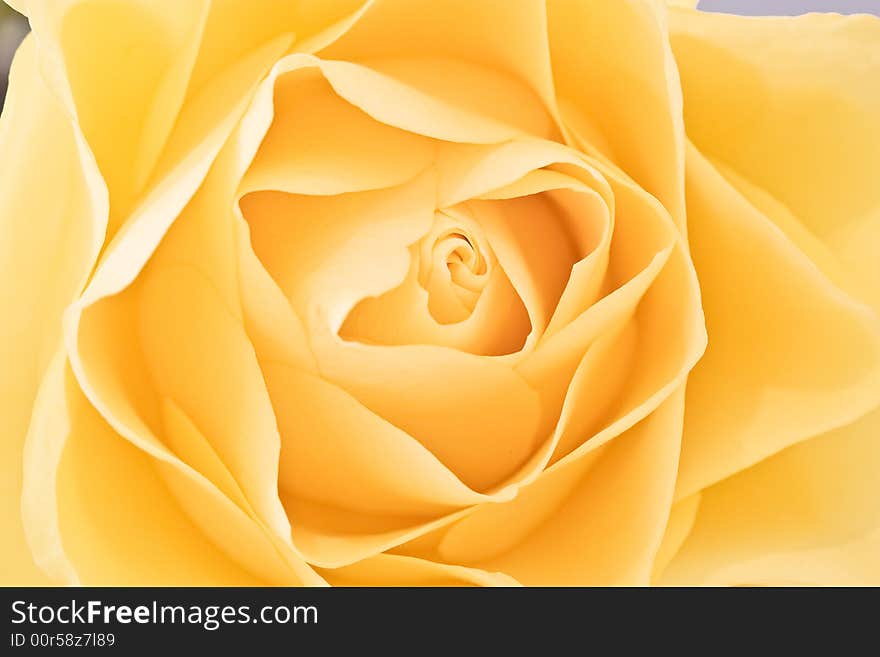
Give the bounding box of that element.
[1,0,878,586]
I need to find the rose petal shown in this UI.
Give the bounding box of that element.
[23,0,212,227]
[20,351,81,584]
[243,171,437,334]
[433,140,614,349]
[320,554,519,587]
[138,262,290,538]
[306,57,538,143]
[189,0,369,89]
[147,34,294,199]
[517,166,705,465]
[516,170,677,387]
[705,530,880,587]
[650,493,701,583]
[675,145,880,499]
[318,0,558,126]
[662,406,880,586]
[234,216,318,373]
[0,37,105,585]
[68,33,288,315]
[352,56,557,140]
[129,84,309,540]
[549,0,687,230]
[466,194,585,343]
[431,448,602,565]
[21,352,317,585]
[62,70,322,583]
[433,138,607,208]
[18,0,373,234]
[264,361,519,515]
[66,288,323,585]
[283,495,474,568]
[433,388,687,585]
[240,66,435,196]
[315,339,543,492]
[66,45,286,386]
[670,9,880,310]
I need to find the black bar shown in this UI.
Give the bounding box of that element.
[0,587,872,651]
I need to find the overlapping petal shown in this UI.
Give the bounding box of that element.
[415,389,687,586]
[661,406,880,585]
[675,145,880,499]
[0,36,105,584]
[661,8,880,581]
[22,352,310,585]
[548,0,687,230]
[670,8,880,310]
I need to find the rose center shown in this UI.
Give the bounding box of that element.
[418,209,493,325]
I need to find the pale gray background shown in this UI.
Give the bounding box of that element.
[1,1,879,108]
[699,0,880,15]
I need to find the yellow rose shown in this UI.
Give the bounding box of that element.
[1,0,878,586]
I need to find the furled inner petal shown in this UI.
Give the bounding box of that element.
[339,209,532,357]
[465,194,581,340]
[420,210,493,325]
